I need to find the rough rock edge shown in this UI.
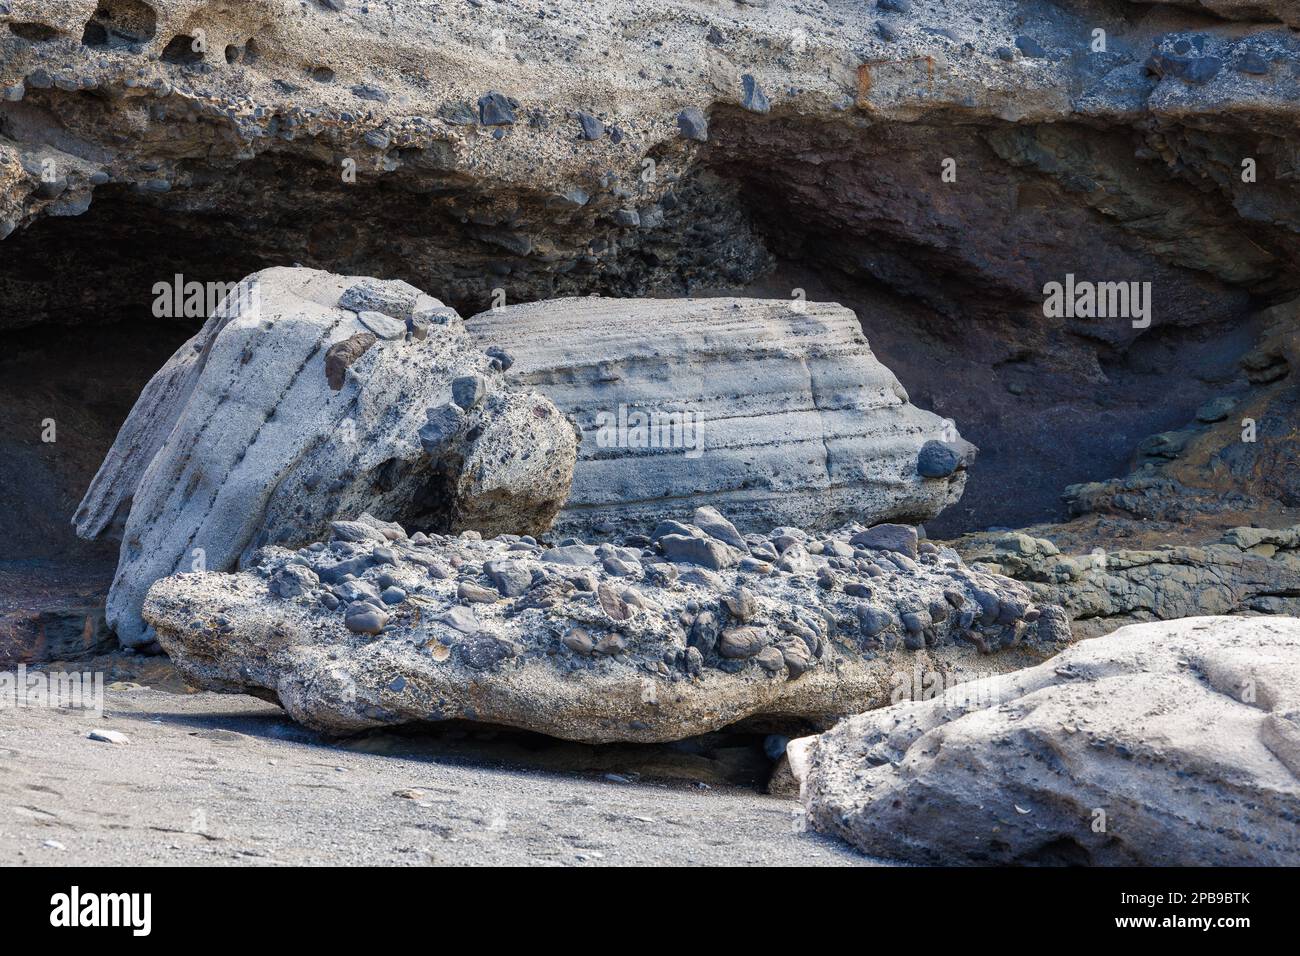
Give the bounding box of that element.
[792,615,1300,866]
[144,513,1072,743]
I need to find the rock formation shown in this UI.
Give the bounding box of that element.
[75,266,578,648]
[792,615,1300,865]
[958,525,1300,638]
[467,296,972,536]
[4,0,1300,536]
[1061,296,1300,531]
[1,0,1299,870]
[143,512,1072,742]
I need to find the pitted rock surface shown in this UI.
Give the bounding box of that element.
[794,615,1300,865]
[144,512,1071,742]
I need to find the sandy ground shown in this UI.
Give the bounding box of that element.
[0,685,876,867]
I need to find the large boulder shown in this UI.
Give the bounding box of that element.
[143,514,1072,742]
[76,267,577,647]
[4,0,1300,546]
[792,615,1300,865]
[467,296,973,535]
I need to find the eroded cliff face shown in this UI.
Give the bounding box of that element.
[3,1,1298,318]
[2,0,1299,658]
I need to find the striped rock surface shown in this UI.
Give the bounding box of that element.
[467,297,970,537]
[76,267,576,647]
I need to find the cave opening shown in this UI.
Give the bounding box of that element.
[0,147,1280,567]
[0,102,1294,659]
[696,107,1290,537]
[0,192,267,660]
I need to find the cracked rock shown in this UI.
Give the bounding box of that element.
[75,267,577,647]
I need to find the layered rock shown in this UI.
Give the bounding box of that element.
[947,290,1300,631]
[76,267,577,647]
[959,525,1300,638]
[467,296,972,535]
[793,615,1300,866]
[4,0,1300,538]
[143,512,1072,742]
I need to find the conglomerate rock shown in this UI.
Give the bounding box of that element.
[466,296,973,536]
[792,615,1300,865]
[143,512,1072,742]
[2,0,1298,324]
[76,266,577,648]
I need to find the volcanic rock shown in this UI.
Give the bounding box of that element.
[467,296,970,535]
[143,514,1072,742]
[794,615,1300,865]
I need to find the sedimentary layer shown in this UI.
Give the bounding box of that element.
[467,296,972,535]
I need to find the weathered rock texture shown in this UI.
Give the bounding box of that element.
[143,512,1072,742]
[77,266,577,647]
[946,289,1300,634]
[3,0,1300,537]
[794,615,1300,865]
[467,296,972,536]
[958,524,1300,638]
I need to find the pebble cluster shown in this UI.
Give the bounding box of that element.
[243,505,1070,684]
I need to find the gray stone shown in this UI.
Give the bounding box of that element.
[651,520,700,542]
[437,606,480,633]
[75,268,576,647]
[740,74,770,113]
[917,440,964,478]
[858,606,896,637]
[344,603,388,634]
[541,544,600,565]
[692,506,748,550]
[660,534,738,570]
[719,627,766,659]
[338,279,425,319]
[849,524,919,559]
[356,310,407,340]
[478,91,516,125]
[468,297,968,538]
[419,403,467,455]
[452,374,486,410]
[458,582,499,603]
[676,107,708,142]
[795,616,1300,865]
[576,111,604,140]
[485,559,533,596]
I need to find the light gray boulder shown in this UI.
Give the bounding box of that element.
[142,513,1071,742]
[76,267,576,647]
[466,297,972,537]
[792,615,1300,865]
